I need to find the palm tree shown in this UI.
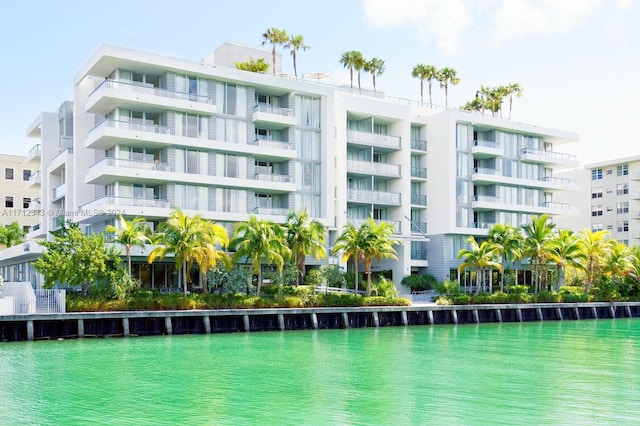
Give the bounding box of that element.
[193,220,231,294]
[231,215,290,296]
[0,222,25,248]
[576,229,612,295]
[521,215,556,293]
[352,51,365,92]
[603,241,629,290]
[359,218,398,296]
[332,222,365,293]
[339,50,359,89]
[106,215,151,276]
[458,236,502,296]
[547,229,583,291]
[487,223,522,291]
[262,27,289,75]
[411,64,439,107]
[287,34,309,79]
[284,210,327,285]
[364,57,385,92]
[148,209,202,295]
[505,83,523,120]
[437,67,460,108]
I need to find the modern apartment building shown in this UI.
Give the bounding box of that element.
[0,154,40,231]
[0,43,580,289]
[585,156,640,245]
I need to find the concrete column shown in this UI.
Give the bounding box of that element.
[516,308,523,322]
[536,308,544,321]
[203,316,211,334]
[77,319,85,338]
[626,305,632,318]
[427,310,434,325]
[26,320,34,341]
[556,307,563,321]
[165,316,173,335]
[243,314,250,332]
[122,318,130,337]
[451,310,458,325]
[311,313,318,329]
[495,309,502,323]
[591,306,598,319]
[610,305,616,319]
[401,311,408,326]
[473,309,480,324]
[372,312,379,328]
[278,314,285,331]
[574,307,580,320]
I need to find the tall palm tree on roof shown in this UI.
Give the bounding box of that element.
[262,27,289,75]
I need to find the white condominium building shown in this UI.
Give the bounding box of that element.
[0,42,580,289]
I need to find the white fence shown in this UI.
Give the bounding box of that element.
[0,282,66,314]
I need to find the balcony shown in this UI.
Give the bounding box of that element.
[347,130,401,151]
[409,222,428,235]
[411,249,428,261]
[472,195,577,215]
[27,144,41,163]
[82,196,170,209]
[49,148,73,174]
[52,183,66,202]
[86,119,174,150]
[520,148,578,168]
[630,191,640,200]
[347,160,401,177]
[410,138,427,152]
[411,167,427,179]
[27,170,41,187]
[252,104,296,127]
[411,194,427,206]
[253,173,293,183]
[472,168,578,191]
[86,157,171,185]
[86,79,217,116]
[350,218,402,234]
[249,135,294,151]
[347,189,401,205]
[253,207,290,216]
[472,140,503,158]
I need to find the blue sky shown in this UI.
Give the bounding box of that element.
[1,0,638,165]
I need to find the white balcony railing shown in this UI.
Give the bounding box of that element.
[347,160,401,176]
[254,173,293,183]
[347,189,401,205]
[88,157,171,173]
[89,79,215,105]
[347,130,401,149]
[81,196,170,209]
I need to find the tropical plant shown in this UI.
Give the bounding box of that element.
[105,215,151,276]
[411,64,438,106]
[333,222,365,293]
[235,56,269,73]
[364,57,385,92]
[575,229,612,295]
[457,236,502,296]
[521,215,556,293]
[34,221,121,295]
[0,222,25,248]
[359,218,399,296]
[148,210,203,296]
[287,34,309,79]
[340,50,360,89]
[547,229,583,291]
[193,219,231,294]
[231,215,290,296]
[505,83,523,120]
[487,223,522,291]
[352,51,366,92]
[262,27,289,75]
[437,67,460,108]
[284,210,327,285]
[602,240,628,292]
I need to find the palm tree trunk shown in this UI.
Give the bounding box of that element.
[257,266,262,296]
[509,95,513,120]
[183,260,188,296]
[474,268,481,296]
[373,74,377,92]
[126,246,132,276]
[420,80,424,106]
[428,82,432,107]
[354,258,359,294]
[202,270,208,294]
[272,46,276,75]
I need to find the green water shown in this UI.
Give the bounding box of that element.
[1,319,639,425]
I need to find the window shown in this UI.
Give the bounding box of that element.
[622,240,629,246]
[591,205,603,217]
[591,190,603,198]
[617,221,629,232]
[617,164,629,176]
[23,197,30,209]
[617,183,628,195]
[5,196,13,208]
[591,169,602,180]
[607,169,613,175]
[617,202,629,214]
[23,169,31,181]
[592,223,603,232]
[5,168,13,180]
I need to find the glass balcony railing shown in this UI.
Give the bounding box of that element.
[248,136,294,150]
[89,79,215,105]
[411,249,428,260]
[254,173,293,183]
[90,119,173,136]
[254,103,294,117]
[347,130,401,149]
[253,207,290,216]
[347,160,401,176]
[82,196,170,209]
[410,138,427,151]
[350,218,401,234]
[347,189,401,204]
[411,167,427,178]
[88,157,171,173]
[474,139,499,148]
[521,148,577,162]
[411,194,427,206]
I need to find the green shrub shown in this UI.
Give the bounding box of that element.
[533,291,561,303]
[434,296,452,306]
[371,277,398,298]
[558,286,584,296]
[508,285,529,294]
[401,274,436,292]
[436,280,461,295]
[561,293,589,303]
[450,294,471,305]
[303,268,323,287]
[488,291,510,304]
[320,264,346,288]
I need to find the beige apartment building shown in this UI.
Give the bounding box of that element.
[0,154,40,232]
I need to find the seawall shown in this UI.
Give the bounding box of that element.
[1,302,639,342]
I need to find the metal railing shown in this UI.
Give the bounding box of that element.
[34,289,66,314]
[411,194,427,206]
[411,138,427,151]
[411,167,427,178]
[521,148,577,162]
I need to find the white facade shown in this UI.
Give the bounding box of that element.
[584,156,640,245]
[0,154,40,231]
[0,44,581,288]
